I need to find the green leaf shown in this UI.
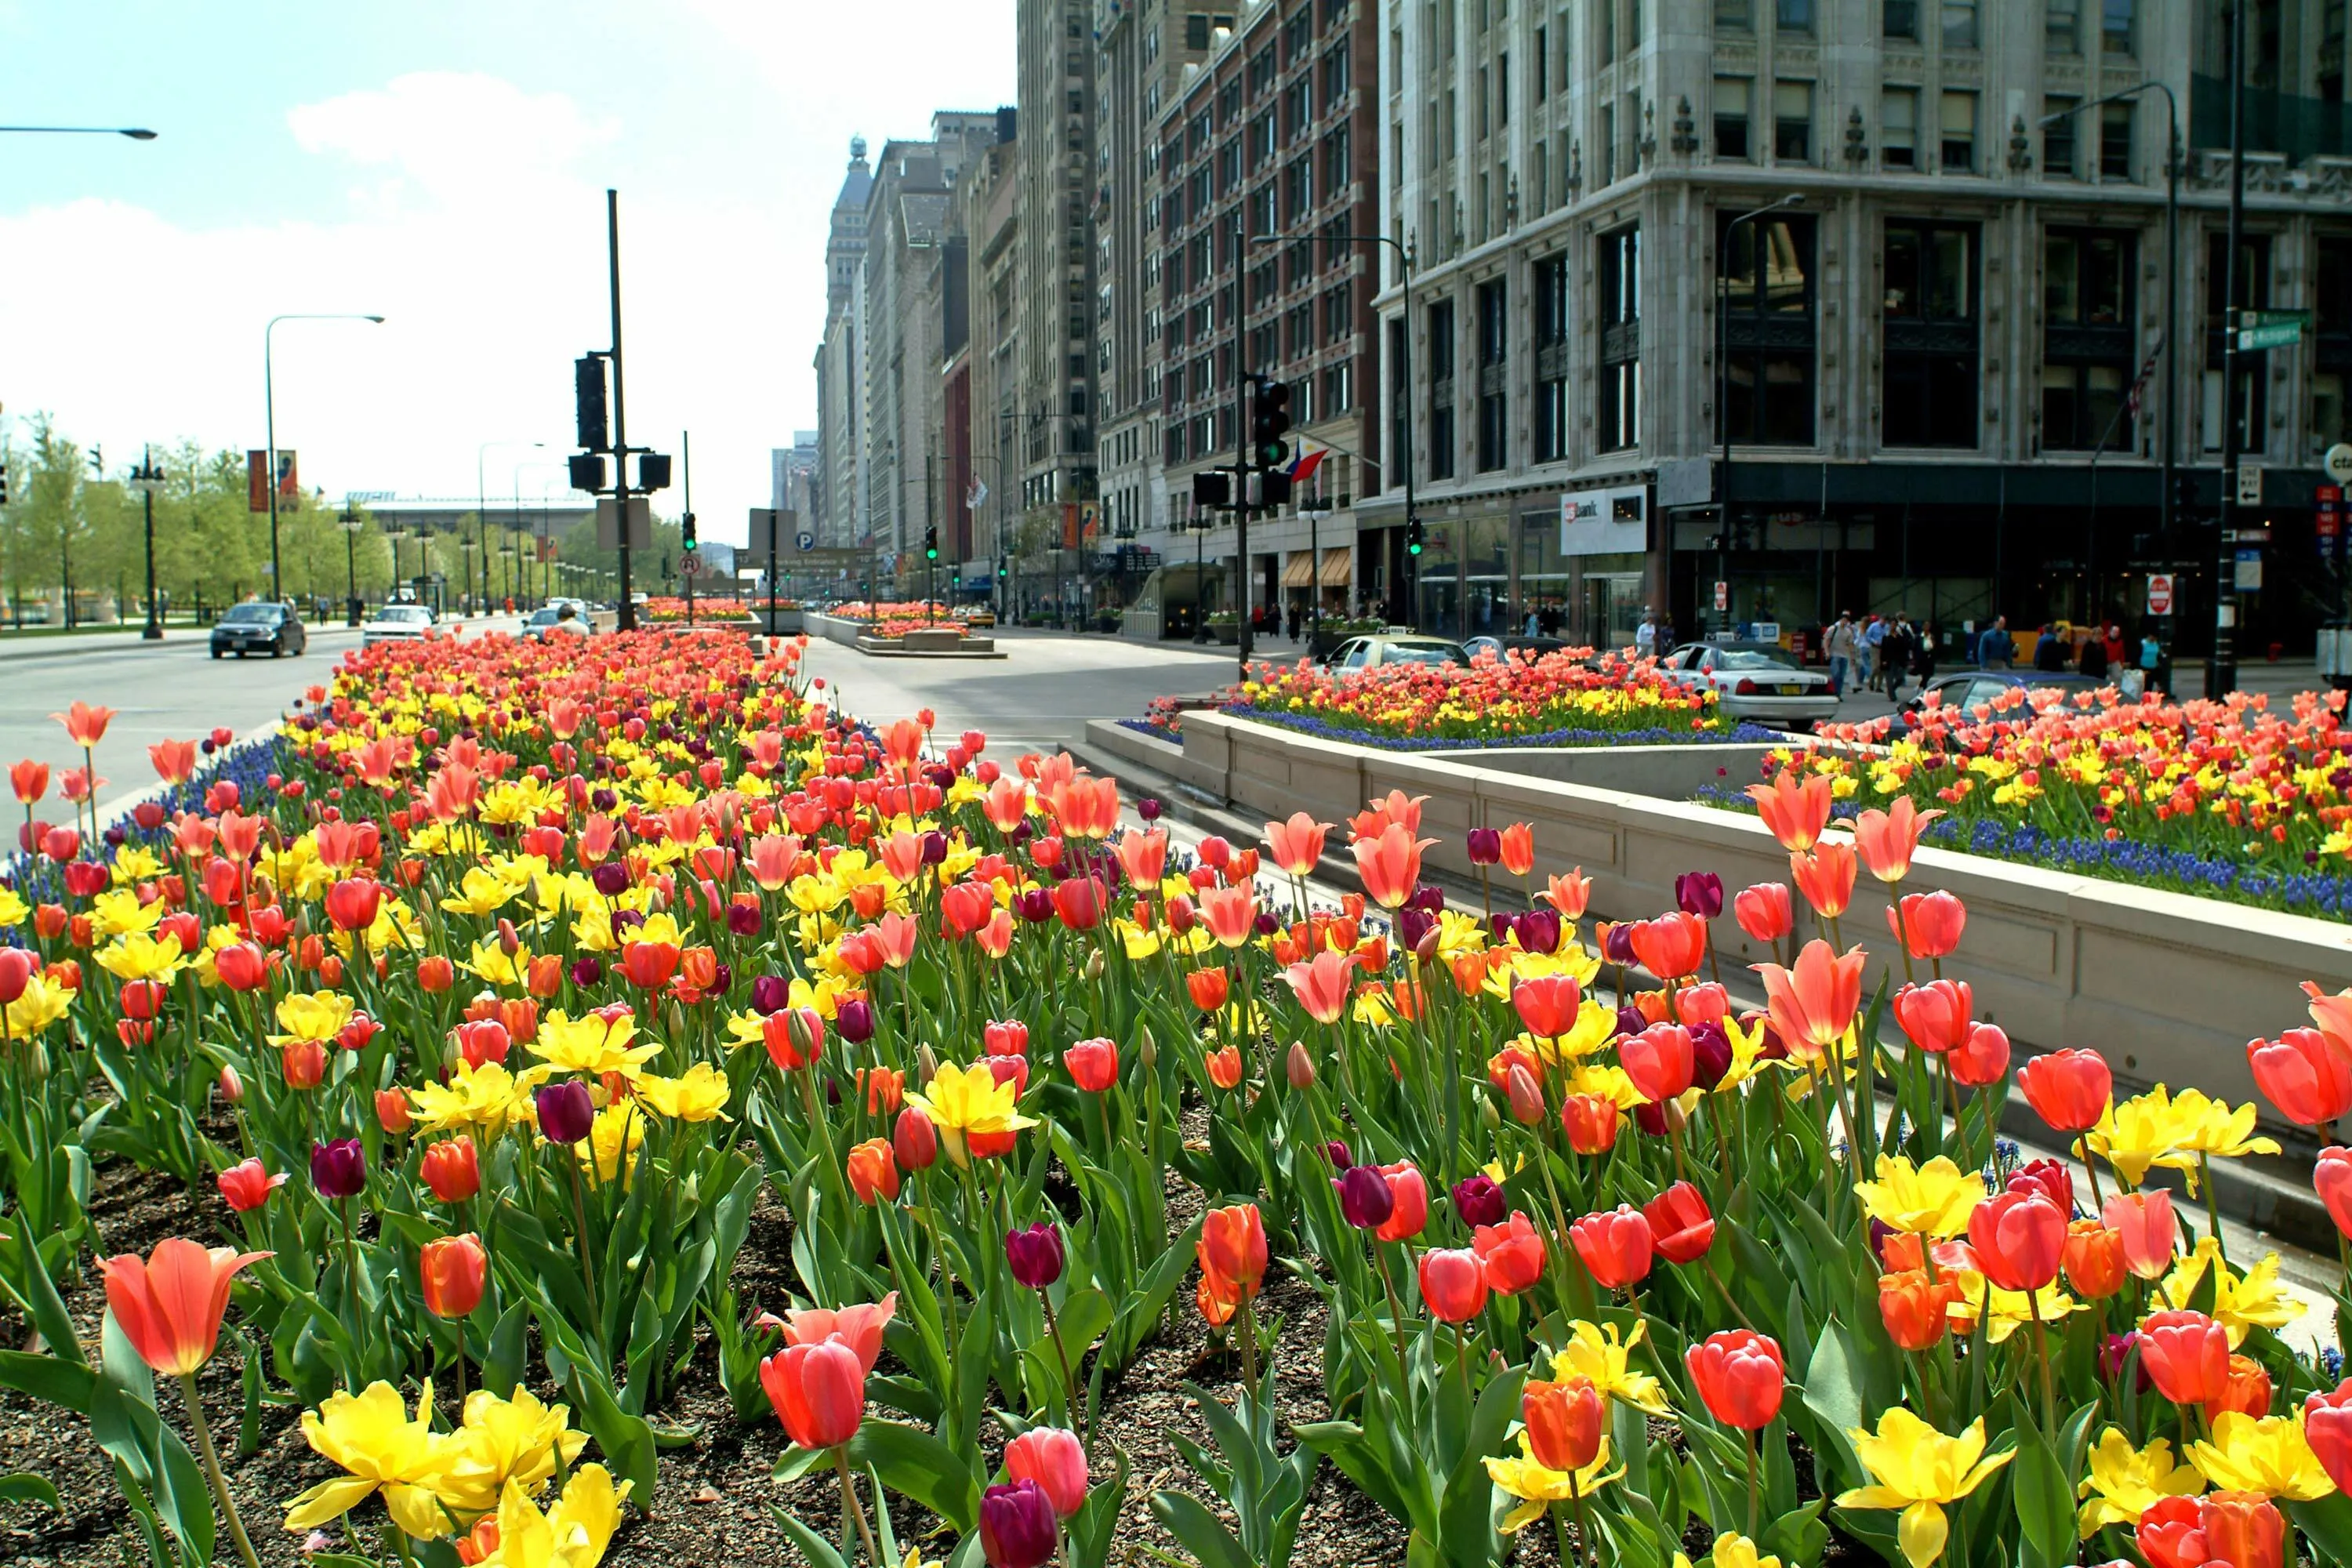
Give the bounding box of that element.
[769,1504,851,1568]
[2287,1494,2352,1568]
[848,1418,980,1534]
[1149,1489,1258,1568]
[1797,1323,1865,1483]
[481,1300,530,1402]
[0,1474,59,1509]
[0,1350,98,1414]
[2011,1418,2072,1568]
[1438,1363,1524,1568]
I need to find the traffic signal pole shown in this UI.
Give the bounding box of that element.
[682,429,694,627]
[1232,225,1252,673]
[608,189,636,633]
[2210,0,2246,699]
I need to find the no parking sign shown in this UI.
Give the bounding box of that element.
[2146,574,2175,615]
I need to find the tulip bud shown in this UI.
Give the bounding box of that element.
[216,1064,245,1104]
[375,1089,413,1135]
[1478,1096,1502,1131]
[1285,1042,1316,1089]
[1138,1025,1157,1070]
[1083,947,1105,979]
[916,1043,940,1083]
[894,1106,939,1171]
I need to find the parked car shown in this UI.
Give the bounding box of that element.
[1321,633,1473,670]
[361,602,441,648]
[1657,641,1838,729]
[209,601,307,659]
[523,604,594,641]
[1463,633,1573,660]
[1889,670,2103,737]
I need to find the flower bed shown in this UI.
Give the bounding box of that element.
[637,597,755,625]
[7,637,2352,1568]
[1219,647,1743,747]
[1732,688,2352,917]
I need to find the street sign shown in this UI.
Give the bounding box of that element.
[2146,574,2176,615]
[797,531,815,551]
[2320,485,2344,547]
[1713,580,1729,612]
[2227,528,2271,544]
[2234,309,2310,353]
[680,552,703,578]
[2235,548,2263,591]
[2238,463,2264,506]
[2327,445,2352,485]
[594,496,652,550]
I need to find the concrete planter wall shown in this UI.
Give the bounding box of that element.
[803,611,867,647]
[1086,710,2352,1140]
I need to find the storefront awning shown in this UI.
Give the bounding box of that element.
[1280,553,1316,588]
[1319,548,1352,587]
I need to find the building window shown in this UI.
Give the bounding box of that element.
[1774,80,1813,163]
[1777,0,1812,31]
[1599,103,1616,185]
[1716,0,1751,27]
[1428,300,1457,480]
[2204,232,2272,452]
[1599,223,1642,452]
[2043,96,2079,176]
[1883,88,1918,169]
[1885,0,1918,38]
[1713,76,1751,160]
[2316,238,2352,449]
[1534,254,1570,462]
[1388,317,1409,482]
[1882,221,1980,448]
[1939,90,1976,172]
[1940,0,1976,49]
[2046,0,2079,51]
[2042,230,2136,451]
[1475,279,1508,470]
[2102,0,2136,53]
[2099,101,2134,180]
[1719,212,1818,446]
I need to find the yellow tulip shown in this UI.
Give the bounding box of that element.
[2168,1088,2282,1167]
[1483,1431,1624,1534]
[271,991,356,1047]
[281,1381,460,1539]
[1853,1155,1987,1238]
[904,1060,1038,1167]
[2186,1413,2336,1501]
[2085,1087,2201,1189]
[2076,1429,2202,1538]
[528,1011,660,1079]
[5,975,72,1037]
[1705,1534,1784,1568]
[1551,1319,1671,1416]
[2154,1240,2306,1346]
[633,1062,731,1123]
[407,1059,528,1139]
[469,1465,628,1568]
[88,887,165,939]
[427,1388,589,1521]
[96,931,185,983]
[1835,1410,2014,1568]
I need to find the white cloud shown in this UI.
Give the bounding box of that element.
[287,72,618,214]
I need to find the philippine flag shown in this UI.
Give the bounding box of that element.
[1287,447,1327,486]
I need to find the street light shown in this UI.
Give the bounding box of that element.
[477,439,545,615]
[0,125,157,139]
[341,502,365,623]
[129,448,165,640]
[1716,194,1806,635]
[266,313,385,597]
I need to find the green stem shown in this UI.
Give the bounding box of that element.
[180,1374,262,1568]
[834,1446,883,1566]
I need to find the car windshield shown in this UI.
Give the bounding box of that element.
[529,608,559,625]
[1713,648,1799,671]
[1385,645,1461,667]
[222,605,278,625]
[378,607,429,623]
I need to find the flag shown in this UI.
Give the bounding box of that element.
[246,451,268,513]
[1287,447,1327,486]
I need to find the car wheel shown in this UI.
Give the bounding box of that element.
[235,649,246,659]
[210,648,223,659]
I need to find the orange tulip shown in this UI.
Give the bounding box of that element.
[1347,789,1426,842]
[1540,869,1592,920]
[1888,890,1966,959]
[1352,822,1433,909]
[1284,949,1355,1025]
[100,1238,270,1377]
[1522,1377,1604,1472]
[1853,797,1943,884]
[2060,1219,2125,1300]
[1745,769,1832,852]
[147,739,198,786]
[419,1233,488,1319]
[2207,1355,2274,1423]
[2200,1492,2285,1568]
[1878,1269,1958,1352]
[846,1138,900,1203]
[1199,1203,1269,1300]
[2103,1190,2178,1279]
[2016,1047,2112,1132]
[2246,1027,2352,1127]
[1511,973,1581,1039]
[1790,840,1857,919]
[421,1137,481,1204]
[1264,812,1333,877]
[1733,882,1792,945]
[51,700,118,749]
[1627,912,1707,981]
[1496,822,1535,877]
[1561,1093,1620,1153]
[1755,939,1864,1060]
[1186,966,1231,1012]
[1198,884,1258,949]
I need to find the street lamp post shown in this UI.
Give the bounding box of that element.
[1716,194,1806,636]
[2213,0,2249,699]
[477,440,545,615]
[129,447,165,639]
[343,503,364,622]
[266,313,384,597]
[0,125,156,139]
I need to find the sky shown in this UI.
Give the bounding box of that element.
[0,0,1016,544]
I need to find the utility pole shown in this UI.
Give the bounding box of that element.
[608,189,636,631]
[1232,225,1253,668]
[2208,0,2248,698]
[682,429,694,627]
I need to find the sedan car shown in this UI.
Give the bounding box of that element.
[361,603,440,647]
[1322,633,1473,671]
[1890,670,2103,737]
[1658,641,1838,729]
[1463,633,1573,660]
[209,601,306,659]
[522,604,594,640]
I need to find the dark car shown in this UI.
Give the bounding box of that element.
[209,601,307,659]
[1891,670,2103,736]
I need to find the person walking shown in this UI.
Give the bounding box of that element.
[1635,608,1658,659]
[2033,623,2066,672]
[1824,612,1857,695]
[1978,615,2011,668]
[1860,614,1886,692]
[1882,616,1915,698]
[1912,621,1940,691]
[2077,629,2109,680]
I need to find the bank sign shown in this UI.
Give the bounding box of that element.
[1560,485,1648,557]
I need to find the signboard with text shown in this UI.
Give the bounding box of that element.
[2146,574,2175,615]
[1560,485,1648,557]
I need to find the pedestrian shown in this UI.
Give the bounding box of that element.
[1912,621,1939,689]
[1287,601,1302,641]
[1882,616,1915,698]
[1860,615,1886,692]
[1540,602,1561,637]
[2138,627,2163,697]
[1635,608,1657,659]
[1524,605,1540,637]
[1824,611,1857,695]
[2102,622,2127,672]
[1978,614,2011,668]
[2033,623,2065,672]
[2078,630,2109,680]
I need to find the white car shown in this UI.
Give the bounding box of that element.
[361,603,441,647]
[1659,641,1839,730]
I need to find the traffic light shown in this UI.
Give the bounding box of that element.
[568,453,606,492]
[681,512,697,550]
[661,553,673,579]
[1192,470,1232,508]
[924,526,939,562]
[998,559,1009,579]
[1406,517,1426,557]
[637,453,673,492]
[574,356,609,452]
[1248,374,1292,471]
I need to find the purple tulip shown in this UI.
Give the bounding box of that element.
[1614,1003,1648,1040]
[590,862,632,898]
[1396,906,1433,951]
[1633,1098,1669,1138]
[1489,913,1515,942]
[709,962,732,995]
[920,829,949,865]
[1324,1139,1353,1170]
[2100,1331,2155,1390]
[1004,1223,1065,1290]
[1465,827,1502,866]
[979,1479,1059,1568]
[610,908,646,936]
[1450,1174,1507,1229]
[1690,1022,1733,1091]
[1334,1165,1394,1230]
[750,974,790,1016]
[1675,871,1725,920]
[535,1080,597,1145]
[725,902,762,937]
[590,788,617,812]
[569,956,603,988]
[1408,884,1445,915]
[835,996,876,1044]
[1138,797,1162,822]
[310,1138,367,1200]
[1253,911,1280,936]
[1602,923,1637,965]
[1015,887,1054,923]
[1515,908,1563,955]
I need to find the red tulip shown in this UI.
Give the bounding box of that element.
[1417,1247,1489,1323]
[2200,1493,2285,1568]
[1522,1377,1604,1472]
[216,1158,285,1214]
[100,1238,270,1377]
[1374,1162,1429,1243]
[421,1137,481,1203]
[2136,1494,2210,1568]
[419,1233,487,1319]
[1947,1022,2012,1089]
[2246,1027,2352,1127]
[1627,912,1707,981]
[1003,1425,1090,1517]
[1064,1036,1119,1092]
[1892,979,1973,1054]
[1686,1329,1786,1429]
[1619,1023,1695,1105]
[2103,1190,2177,1279]
[1642,1181,1715,1265]
[1966,1190,2067,1293]
[1888,890,1966,959]
[1569,1205,1653,1290]
[2016,1048,2112,1133]
[2136,1310,2232,1406]
[2304,1379,2352,1494]
[1561,1093,1619,1153]
[760,1339,868,1450]
[1511,973,1581,1039]
[1472,1212,1547,1296]
[1733,882,1792,945]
